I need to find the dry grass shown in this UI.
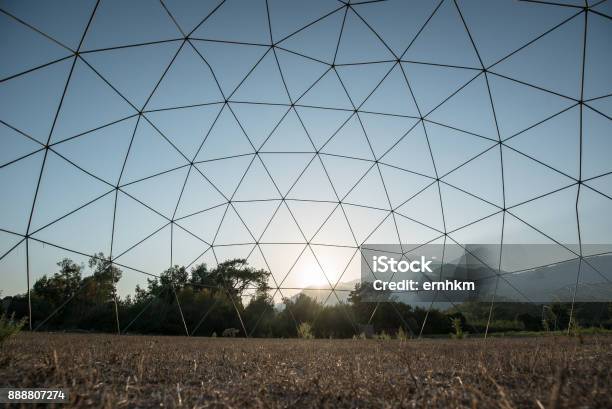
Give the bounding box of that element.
[1,333,611,408]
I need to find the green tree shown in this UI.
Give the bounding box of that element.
[243,294,275,337]
[32,258,83,307]
[79,253,122,305]
[189,259,270,297]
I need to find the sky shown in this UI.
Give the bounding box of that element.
[0,0,611,304]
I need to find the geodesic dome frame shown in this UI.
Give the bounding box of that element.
[1,0,611,335]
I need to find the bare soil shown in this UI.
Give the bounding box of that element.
[1,333,611,408]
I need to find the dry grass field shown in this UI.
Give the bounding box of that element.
[1,333,611,408]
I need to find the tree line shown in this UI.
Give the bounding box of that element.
[2,254,611,337]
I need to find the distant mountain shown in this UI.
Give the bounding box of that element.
[494,253,612,303]
[275,279,360,309]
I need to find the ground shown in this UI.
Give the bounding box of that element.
[1,333,611,408]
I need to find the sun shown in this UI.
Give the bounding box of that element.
[292,254,344,289]
[287,259,324,289]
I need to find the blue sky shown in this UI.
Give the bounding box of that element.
[1,0,611,302]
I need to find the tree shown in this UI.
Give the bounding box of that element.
[243,294,275,337]
[348,282,392,325]
[313,304,355,338]
[89,253,122,284]
[77,254,122,306]
[161,266,189,289]
[0,312,26,345]
[32,258,83,306]
[192,259,270,297]
[137,266,189,304]
[190,263,211,288]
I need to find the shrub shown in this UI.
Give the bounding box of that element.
[450,317,466,339]
[352,332,367,340]
[568,318,584,345]
[377,331,391,341]
[297,322,314,339]
[0,312,26,345]
[397,327,409,341]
